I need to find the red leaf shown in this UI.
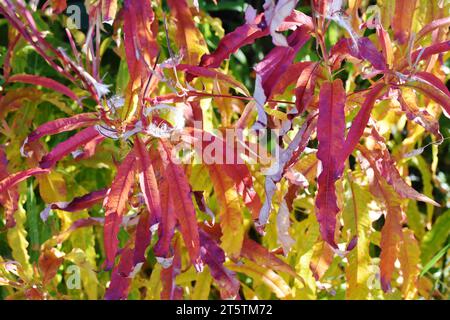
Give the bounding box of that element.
[398,40,450,70]
[154,180,176,259]
[269,61,311,99]
[295,62,319,114]
[167,0,206,65]
[103,151,137,270]
[8,74,79,102]
[404,77,450,118]
[26,113,98,144]
[315,79,346,248]
[38,248,64,285]
[39,126,103,169]
[340,83,386,163]
[254,26,311,103]
[199,230,240,299]
[380,202,402,292]
[370,129,439,206]
[177,64,250,96]
[133,137,161,263]
[330,38,387,71]
[0,168,49,194]
[123,0,158,84]
[392,0,416,45]
[104,246,134,300]
[200,13,269,68]
[160,239,183,300]
[50,188,108,212]
[159,139,202,270]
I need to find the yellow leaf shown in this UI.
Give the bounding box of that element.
[7,199,32,278]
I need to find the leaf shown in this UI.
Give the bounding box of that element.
[254,26,311,107]
[177,64,250,96]
[158,139,202,270]
[133,137,161,263]
[199,230,240,299]
[103,151,137,269]
[38,247,64,285]
[340,83,385,162]
[102,0,118,25]
[208,164,244,258]
[49,188,108,212]
[39,126,103,169]
[369,129,439,206]
[343,179,371,299]
[26,113,98,144]
[392,0,417,44]
[200,13,269,68]
[420,243,450,277]
[398,87,442,140]
[6,200,32,278]
[0,147,19,228]
[379,193,403,293]
[263,0,299,47]
[0,168,49,194]
[330,38,387,71]
[104,245,134,300]
[167,0,208,65]
[421,210,450,264]
[277,199,295,255]
[154,180,176,259]
[7,74,80,103]
[227,259,291,299]
[295,62,319,114]
[416,16,450,42]
[37,170,67,204]
[315,79,346,248]
[160,239,183,300]
[398,229,420,299]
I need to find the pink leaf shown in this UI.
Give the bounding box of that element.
[103,151,137,270]
[0,168,49,194]
[315,79,346,248]
[8,74,80,102]
[39,126,102,169]
[340,83,386,162]
[26,113,98,144]
[159,140,202,271]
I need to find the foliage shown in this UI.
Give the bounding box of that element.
[0,0,449,300]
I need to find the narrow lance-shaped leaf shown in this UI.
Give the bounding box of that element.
[315,79,346,248]
[159,139,202,271]
[391,0,417,45]
[160,239,183,300]
[340,83,385,163]
[380,196,403,292]
[134,137,161,264]
[0,168,49,194]
[154,180,176,260]
[103,151,137,270]
[208,164,244,258]
[48,189,108,212]
[199,230,240,300]
[25,113,98,144]
[369,128,439,206]
[295,62,319,114]
[104,245,134,300]
[39,126,103,169]
[7,74,80,103]
[167,0,208,65]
